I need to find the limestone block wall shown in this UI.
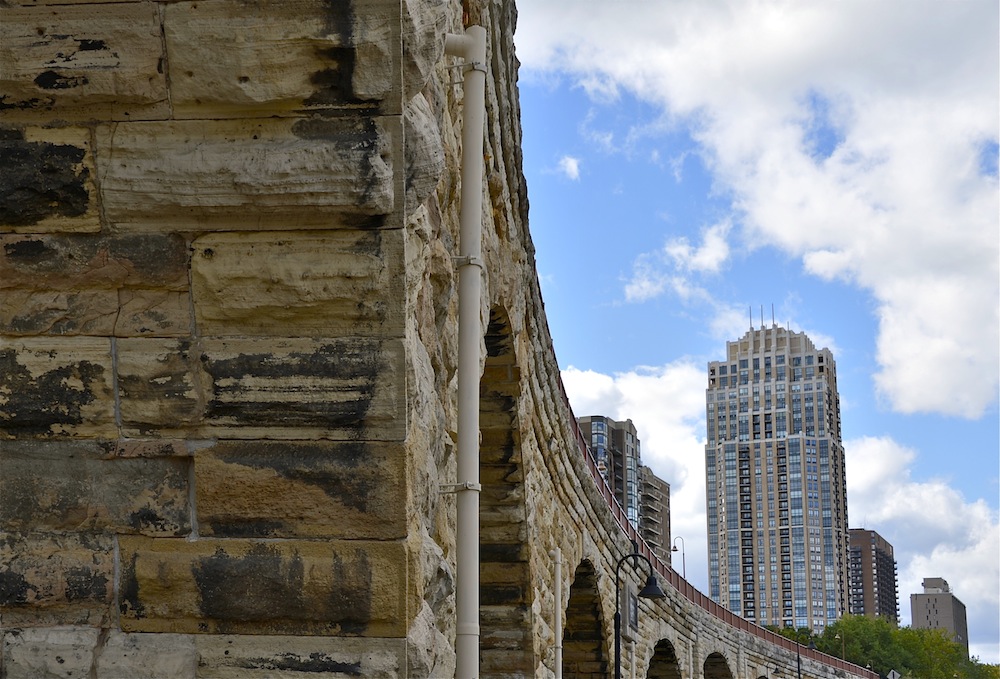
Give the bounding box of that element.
[1,0,881,677]
[1,0,454,675]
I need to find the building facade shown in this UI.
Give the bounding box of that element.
[705,326,849,632]
[639,465,671,565]
[911,577,969,655]
[848,529,898,621]
[578,415,642,527]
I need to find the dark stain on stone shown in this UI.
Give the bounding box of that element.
[202,346,378,429]
[0,569,31,605]
[217,442,374,514]
[193,544,305,622]
[128,507,170,533]
[480,542,527,563]
[481,583,525,606]
[4,238,49,260]
[77,39,107,51]
[208,519,284,538]
[301,0,376,108]
[289,116,387,223]
[120,552,144,619]
[0,130,89,226]
[33,70,89,90]
[1,233,189,287]
[326,550,371,635]
[0,96,55,111]
[65,566,108,602]
[0,349,104,436]
[239,652,362,675]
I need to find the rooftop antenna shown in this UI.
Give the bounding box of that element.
[771,304,775,327]
[760,305,764,328]
[749,306,753,330]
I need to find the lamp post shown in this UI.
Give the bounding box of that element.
[670,536,686,579]
[796,640,816,679]
[614,550,666,679]
[834,633,845,660]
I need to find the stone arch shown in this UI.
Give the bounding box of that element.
[561,559,608,679]
[479,306,533,677]
[704,652,735,679]
[646,638,683,679]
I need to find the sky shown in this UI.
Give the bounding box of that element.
[511,0,999,663]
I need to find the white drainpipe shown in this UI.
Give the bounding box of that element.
[551,548,563,678]
[444,25,487,679]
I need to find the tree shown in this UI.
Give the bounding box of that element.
[813,615,999,679]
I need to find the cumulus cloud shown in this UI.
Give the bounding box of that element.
[623,221,731,305]
[517,0,1000,419]
[557,155,581,180]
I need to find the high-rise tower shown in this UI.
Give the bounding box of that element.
[848,528,899,622]
[705,326,849,632]
[578,415,642,528]
[911,577,969,655]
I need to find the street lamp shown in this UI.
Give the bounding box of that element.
[671,536,686,579]
[614,550,666,679]
[796,640,816,679]
[834,633,845,660]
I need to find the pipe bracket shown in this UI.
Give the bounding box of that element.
[464,61,488,74]
[441,482,482,493]
[453,255,484,269]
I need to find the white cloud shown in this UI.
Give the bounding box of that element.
[516,0,1000,419]
[664,220,731,273]
[557,155,581,180]
[562,367,1000,662]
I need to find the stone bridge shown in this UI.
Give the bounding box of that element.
[0,0,879,677]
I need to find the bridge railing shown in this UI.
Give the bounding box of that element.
[560,384,877,679]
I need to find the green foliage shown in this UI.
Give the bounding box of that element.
[811,615,997,679]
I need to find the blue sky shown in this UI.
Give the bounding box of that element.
[512,0,999,662]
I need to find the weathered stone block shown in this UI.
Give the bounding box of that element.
[117,338,208,433]
[119,537,410,637]
[0,233,190,291]
[0,289,119,335]
[195,440,406,539]
[0,440,190,535]
[195,634,405,678]
[95,117,399,231]
[115,289,191,337]
[0,289,188,337]
[117,337,405,439]
[1,627,100,679]
[191,230,403,338]
[0,337,115,438]
[0,3,167,122]
[164,0,398,117]
[0,532,114,627]
[95,631,197,678]
[0,128,99,233]
[197,337,406,440]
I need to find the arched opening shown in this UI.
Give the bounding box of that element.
[562,560,608,679]
[704,651,735,679]
[479,307,533,677]
[646,638,683,679]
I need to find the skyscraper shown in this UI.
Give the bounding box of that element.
[578,415,642,528]
[848,528,899,621]
[911,577,969,655]
[705,325,849,632]
[639,465,671,565]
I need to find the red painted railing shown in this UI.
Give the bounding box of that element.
[559,381,877,679]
